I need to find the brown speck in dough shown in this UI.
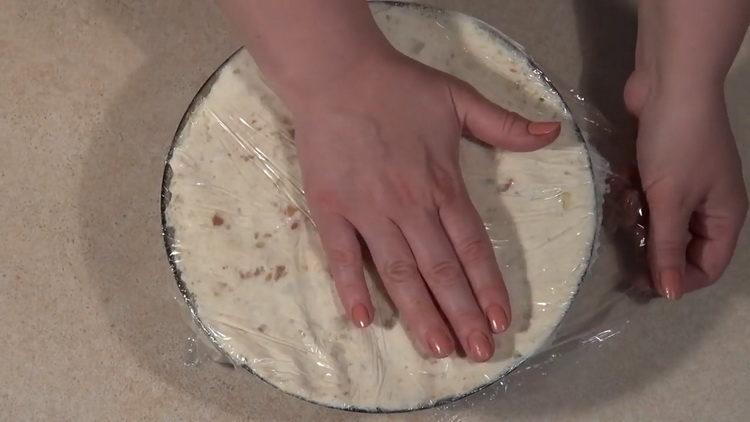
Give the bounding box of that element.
[288,128,295,139]
[212,213,224,226]
[254,232,259,239]
[217,281,228,289]
[284,205,299,217]
[539,97,545,102]
[291,222,299,230]
[563,170,571,175]
[449,52,455,59]
[510,68,518,73]
[498,178,514,193]
[212,290,220,297]
[561,191,572,210]
[273,265,287,281]
[265,273,273,282]
[255,241,266,248]
[257,324,267,333]
[232,68,241,75]
[226,152,232,157]
[222,265,228,270]
[241,154,254,162]
[280,115,292,126]
[240,266,265,280]
[263,233,272,238]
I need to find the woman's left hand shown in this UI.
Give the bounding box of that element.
[625,77,748,299]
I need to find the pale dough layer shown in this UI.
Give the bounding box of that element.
[165,5,596,411]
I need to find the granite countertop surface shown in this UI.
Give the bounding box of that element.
[2,0,748,420]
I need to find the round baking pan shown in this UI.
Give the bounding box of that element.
[160,1,599,413]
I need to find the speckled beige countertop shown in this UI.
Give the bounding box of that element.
[2,1,749,421]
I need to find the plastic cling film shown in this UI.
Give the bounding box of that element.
[160,1,646,414]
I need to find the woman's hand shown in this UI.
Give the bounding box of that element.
[215,0,560,361]
[289,51,560,361]
[625,75,748,299]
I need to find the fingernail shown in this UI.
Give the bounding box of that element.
[467,331,493,362]
[351,304,371,328]
[486,305,509,333]
[427,330,453,358]
[527,121,560,136]
[660,269,683,300]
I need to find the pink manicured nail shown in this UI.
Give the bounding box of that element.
[486,305,509,333]
[426,330,453,358]
[351,304,371,328]
[527,121,560,136]
[467,331,493,362]
[660,269,683,300]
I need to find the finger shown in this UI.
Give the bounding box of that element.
[439,191,511,334]
[683,208,746,292]
[645,186,692,300]
[314,211,373,328]
[358,218,455,359]
[397,210,494,362]
[451,81,560,152]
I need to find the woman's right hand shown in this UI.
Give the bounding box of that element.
[216,0,560,362]
[287,50,560,362]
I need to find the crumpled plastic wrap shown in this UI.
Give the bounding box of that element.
[160,1,647,414]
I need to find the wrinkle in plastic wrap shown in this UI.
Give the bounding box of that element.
[161,2,647,414]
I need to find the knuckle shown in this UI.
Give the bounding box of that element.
[431,165,460,205]
[307,189,341,211]
[500,111,523,134]
[650,239,684,257]
[645,184,685,211]
[426,260,463,287]
[383,260,420,285]
[327,247,359,269]
[456,237,492,264]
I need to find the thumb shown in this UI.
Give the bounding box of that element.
[646,187,691,300]
[453,82,561,152]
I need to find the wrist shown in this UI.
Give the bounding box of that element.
[625,66,725,115]
[260,39,399,111]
